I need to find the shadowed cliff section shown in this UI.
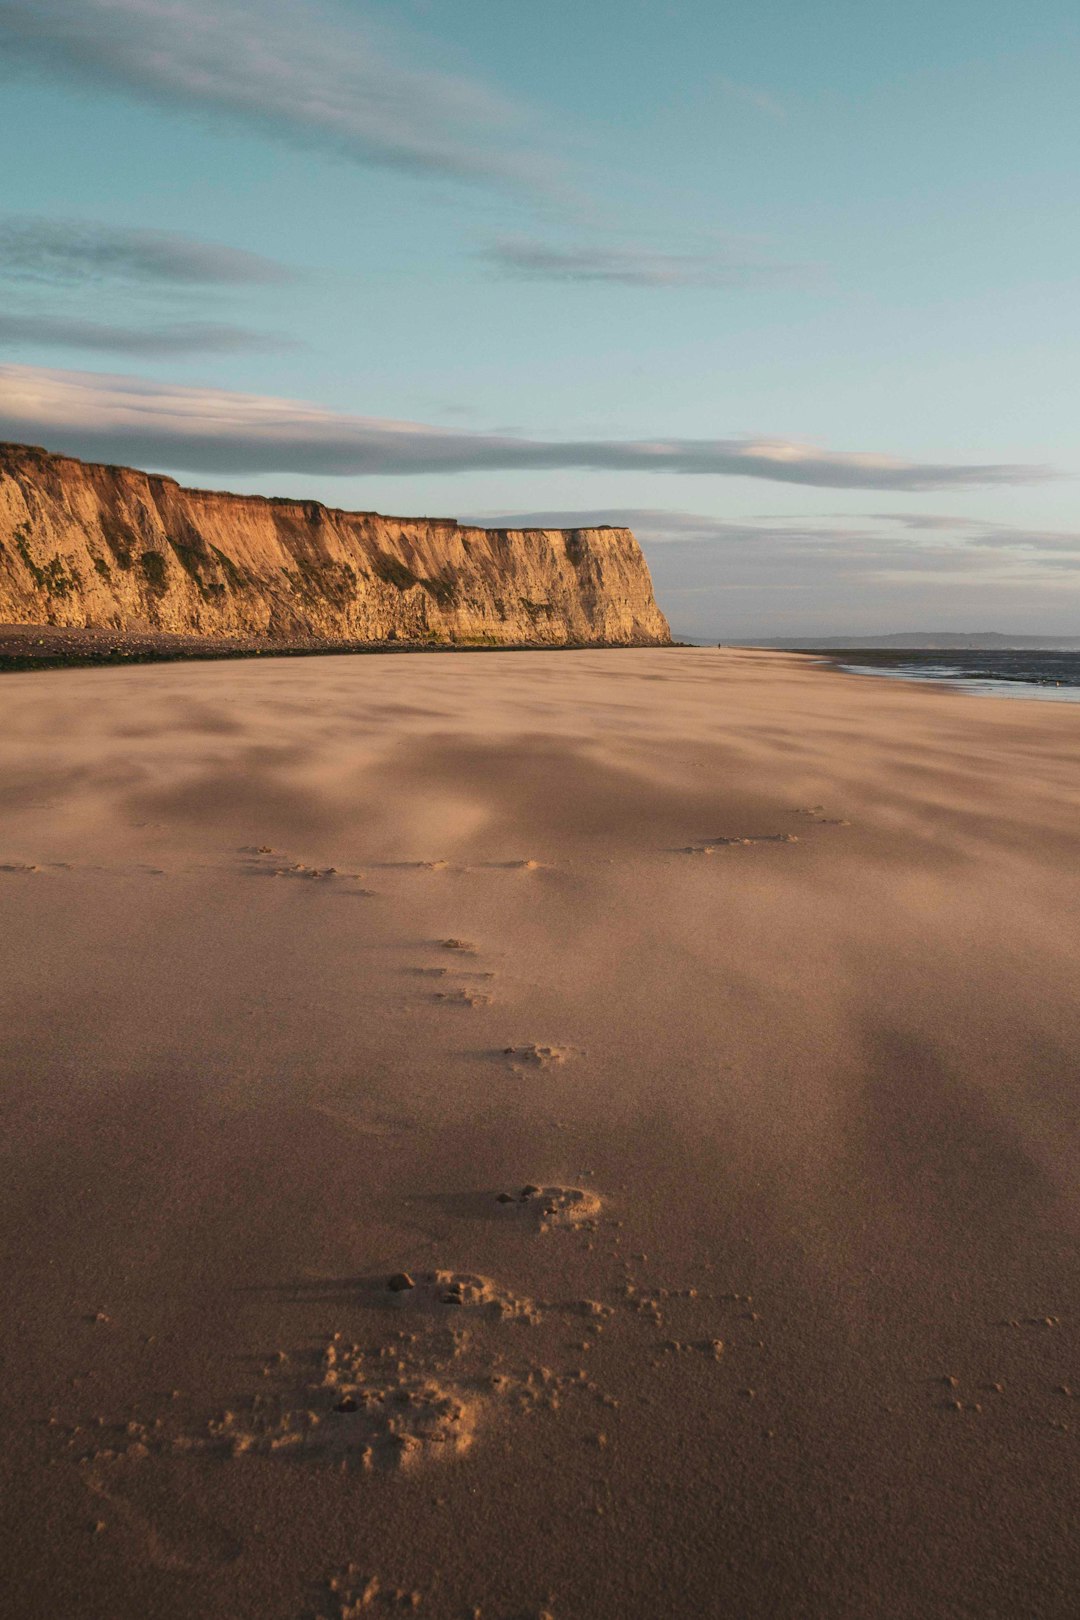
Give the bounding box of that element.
[0,442,670,647]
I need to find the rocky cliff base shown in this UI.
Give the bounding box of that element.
[0,622,670,674]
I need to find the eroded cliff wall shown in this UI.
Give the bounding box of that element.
[0,443,670,646]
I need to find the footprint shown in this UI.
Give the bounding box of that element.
[435,988,492,1008]
[243,848,370,887]
[159,1271,549,1472]
[683,833,799,855]
[274,863,339,880]
[794,808,850,825]
[114,1260,628,1481]
[503,1044,577,1068]
[379,1269,542,1321]
[176,1375,482,1471]
[494,1184,602,1231]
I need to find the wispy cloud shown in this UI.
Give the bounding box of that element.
[0,0,546,190]
[863,511,1080,554]
[0,312,291,356]
[967,527,1080,554]
[466,508,998,569]
[861,512,990,533]
[479,236,803,288]
[0,216,297,287]
[0,367,1052,491]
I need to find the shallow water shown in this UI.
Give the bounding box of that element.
[824,648,1080,702]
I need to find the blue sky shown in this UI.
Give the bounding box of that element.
[0,0,1077,636]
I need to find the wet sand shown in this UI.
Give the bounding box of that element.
[1,645,1079,1619]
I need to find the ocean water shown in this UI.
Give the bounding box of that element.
[822,649,1080,703]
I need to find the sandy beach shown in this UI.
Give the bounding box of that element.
[2,644,1079,1620]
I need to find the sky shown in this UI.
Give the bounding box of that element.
[0,0,1078,638]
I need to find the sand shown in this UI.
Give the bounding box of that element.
[1,645,1079,1619]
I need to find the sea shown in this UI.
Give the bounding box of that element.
[819,648,1080,702]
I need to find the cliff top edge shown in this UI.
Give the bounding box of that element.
[0,441,628,538]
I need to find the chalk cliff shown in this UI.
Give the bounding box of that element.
[0,443,670,647]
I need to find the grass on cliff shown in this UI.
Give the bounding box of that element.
[139,550,170,593]
[13,523,81,598]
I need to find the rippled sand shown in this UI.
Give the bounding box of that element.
[2,646,1079,1618]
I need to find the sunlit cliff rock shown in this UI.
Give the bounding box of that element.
[0,443,670,646]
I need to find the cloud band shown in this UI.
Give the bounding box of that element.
[0,0,540,190]
[0,365,1051,491]
[0,216,296,286]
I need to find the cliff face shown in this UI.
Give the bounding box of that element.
[0,443,670,647]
